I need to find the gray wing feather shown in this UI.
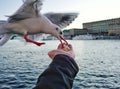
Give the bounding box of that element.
[8,0,43,22]
[44,12,79,28]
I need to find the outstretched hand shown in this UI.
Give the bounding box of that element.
[48,43,75,59]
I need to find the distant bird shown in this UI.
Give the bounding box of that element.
[0,0,78,46]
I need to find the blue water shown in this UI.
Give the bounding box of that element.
[0,40,120,89]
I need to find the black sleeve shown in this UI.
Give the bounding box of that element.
[33,54,79,89]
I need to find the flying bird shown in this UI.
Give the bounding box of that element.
[0,0,78,46]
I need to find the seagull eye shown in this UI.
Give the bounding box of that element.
[56,28,59,31]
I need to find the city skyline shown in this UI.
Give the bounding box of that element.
[0,0,120,29]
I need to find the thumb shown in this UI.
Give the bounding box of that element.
[48,50,57,59]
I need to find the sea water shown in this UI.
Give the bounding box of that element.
[0,40,120,89]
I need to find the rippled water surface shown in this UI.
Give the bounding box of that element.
[0,40,120,89]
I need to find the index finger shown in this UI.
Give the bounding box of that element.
[67,44,73,50]
[57,43,63,49]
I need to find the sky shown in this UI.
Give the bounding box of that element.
[0,0,120,29]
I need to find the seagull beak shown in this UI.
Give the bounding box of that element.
[58,35,68,47]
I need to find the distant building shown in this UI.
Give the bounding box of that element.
[63,28,88,39]
[83,17,120,35]
[69,28,88,36]
[63,30,71,39]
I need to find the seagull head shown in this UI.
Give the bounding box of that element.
[51,25,68,45]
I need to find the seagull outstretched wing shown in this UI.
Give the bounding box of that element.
[44,12,79,29]
[8,0,43,22]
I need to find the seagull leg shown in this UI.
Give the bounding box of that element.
[59,35,68,48]
[60,35,68,44]
[24,34,45,46]
[59,39,64,48]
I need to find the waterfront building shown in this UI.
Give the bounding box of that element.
[63,30,71,39]
[63,28,88,39]
[83,17,120,35]
[69,28,88,36]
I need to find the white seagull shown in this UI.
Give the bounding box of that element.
[0,0,78,46]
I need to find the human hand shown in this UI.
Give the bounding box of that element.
[48,43,75,59]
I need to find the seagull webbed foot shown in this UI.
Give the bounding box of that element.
[24,34,45,46]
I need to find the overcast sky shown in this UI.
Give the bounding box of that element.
[0,0,120,28]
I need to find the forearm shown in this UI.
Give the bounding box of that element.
[33,54,79,89]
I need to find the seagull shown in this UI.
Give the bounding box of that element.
[0,0,78,46]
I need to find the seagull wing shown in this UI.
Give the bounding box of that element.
[44,12,79,29]
[0,21,13,46]
[0,34,12,46]
[8,0,43,22]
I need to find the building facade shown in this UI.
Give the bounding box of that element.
[63,28,88,39]
[83,17,120,35]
